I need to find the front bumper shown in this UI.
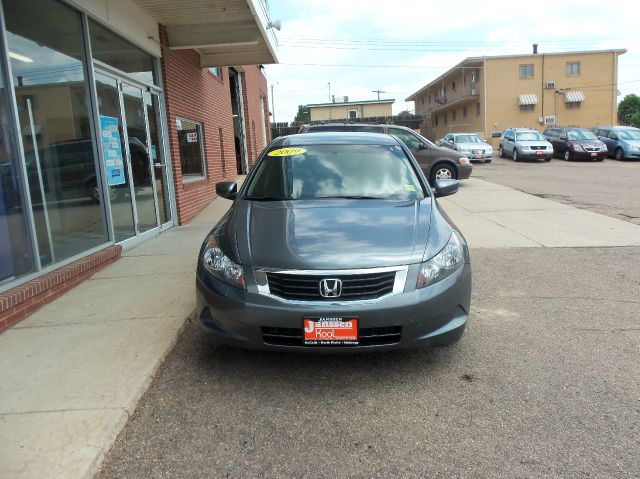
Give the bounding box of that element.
[517,149,553,159]
[462,151,493,162]
[196,263,472,353]
[571,149,608,160]
[457,163,473,180]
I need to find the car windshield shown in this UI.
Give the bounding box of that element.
[567,130,597,140]
[456,135,483,144]
[618,130,640,140]
[245,144,425,200]
[515,131,545,141]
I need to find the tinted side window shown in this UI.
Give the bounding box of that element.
[389,128,422,149]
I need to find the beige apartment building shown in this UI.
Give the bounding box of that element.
[307,98,394,121]
[407,49,625,146]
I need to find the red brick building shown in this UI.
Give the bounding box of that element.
[0,0,277,331]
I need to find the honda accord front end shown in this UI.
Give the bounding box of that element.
[196,133,472,352]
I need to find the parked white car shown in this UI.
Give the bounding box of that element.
[439,133,493,162]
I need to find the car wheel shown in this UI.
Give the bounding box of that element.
[544,158,551,162]
[512,149,518,161]
[498,145,504,158]
[564,150,571,161]
[615,147,624,161]
[429,164,457,186]
[485,159,492,163]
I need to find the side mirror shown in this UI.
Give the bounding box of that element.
[216,181,237,200]
[418,143,427,150]
[434,179,459,198]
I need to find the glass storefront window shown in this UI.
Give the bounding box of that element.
[89,20,157,87]
[176,118,206,181]
[0,48,34,283]
[4,0,108,266]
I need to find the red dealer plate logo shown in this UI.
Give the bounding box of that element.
[303,317,358,346]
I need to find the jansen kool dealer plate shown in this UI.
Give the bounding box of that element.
[303,317,358,346]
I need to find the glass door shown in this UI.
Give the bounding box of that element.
[121,82,157,234]
[94,72,136,242]
[95,71,160,242]
[144,91,172,227]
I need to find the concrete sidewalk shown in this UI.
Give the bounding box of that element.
[0,197,233,479]
[1,177,640,478]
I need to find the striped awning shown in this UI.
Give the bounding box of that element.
[564,90,585,103]
[518,94,538,106]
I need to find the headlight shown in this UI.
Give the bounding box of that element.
[459,157,470,165]
[522,145,531,150]
[572,144,583,152]
[201,235,245,289]
[416,232,464,289]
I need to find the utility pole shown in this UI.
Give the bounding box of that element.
[372,89,386,100]
[328,82,331,102]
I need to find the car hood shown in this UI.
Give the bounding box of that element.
[517,140,551,147]
[458,142,492,151]
[569,140,604,146]
[228,199,433,269]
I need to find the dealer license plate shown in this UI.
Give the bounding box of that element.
[536,150,543,155]
[474,154,482,159]
[591,152,597,157]
[303,317,358,346]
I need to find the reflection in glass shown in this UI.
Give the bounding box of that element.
[89,20,157,86]
[0,52,34,283]
[122,84,157,233]
[95,73,136,242]
[145,92,171,225]
[5,0,108,266]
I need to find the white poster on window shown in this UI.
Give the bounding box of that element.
[186,132,198,143]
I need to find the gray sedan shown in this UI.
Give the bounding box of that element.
[196,132,472,352]
[440,133,493,162]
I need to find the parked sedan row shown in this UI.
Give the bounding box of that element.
[498,125,640,162]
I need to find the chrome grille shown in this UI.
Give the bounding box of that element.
[266,271,396,301]
[530,145,546,150]
[584,147,599,152]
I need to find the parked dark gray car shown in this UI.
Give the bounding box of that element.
[196,132,472,352]
[299,123,473,186]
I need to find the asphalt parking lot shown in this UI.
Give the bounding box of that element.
[472,155,640,225]
[98,158,640,479]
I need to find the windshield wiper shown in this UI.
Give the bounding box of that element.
[315,195,389,199]
[246,196,291,201]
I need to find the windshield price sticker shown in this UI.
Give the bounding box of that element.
[268,147,306,157]
[303,317,358,345]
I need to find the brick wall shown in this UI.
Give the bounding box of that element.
[160,27,271,225]
[239,64,271,168]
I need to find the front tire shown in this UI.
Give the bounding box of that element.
[615,148,624,161]
[512,149,518,161]
[429,163,457,186]
[564,150,571,161]
[498,145,504,158]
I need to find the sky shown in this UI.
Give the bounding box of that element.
[263,0,640,124]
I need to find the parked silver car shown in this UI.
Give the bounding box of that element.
[439,133,493,162]
[499,128,553,161]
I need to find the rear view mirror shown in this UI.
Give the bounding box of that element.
[434,179,459,198]
[216,181,237,200]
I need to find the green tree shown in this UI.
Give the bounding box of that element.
[618,94,640,125]
[630,112,640,128]
[292,105,310,125]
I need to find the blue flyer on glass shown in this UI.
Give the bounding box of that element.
[100,115,126,186]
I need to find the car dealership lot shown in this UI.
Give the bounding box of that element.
[98,159,640,479]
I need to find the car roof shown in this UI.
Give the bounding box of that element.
[450,132,480,136]
[512,128,539,131]
[274,132,400,146]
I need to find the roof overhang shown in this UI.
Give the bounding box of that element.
[133,0,278,67]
